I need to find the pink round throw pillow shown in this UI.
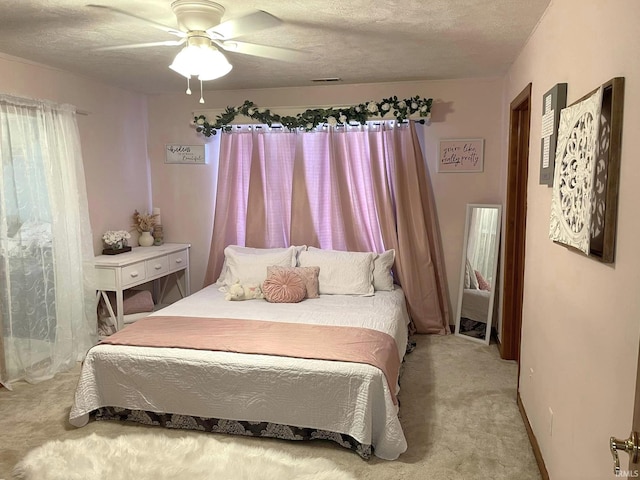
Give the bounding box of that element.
[263,269,306,303]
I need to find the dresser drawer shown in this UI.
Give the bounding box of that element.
[169,250,188,272]
[146,256,169,279]
[122,262,146,287]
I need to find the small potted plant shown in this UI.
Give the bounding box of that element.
[102,230,132,255]
[132,210,158,247]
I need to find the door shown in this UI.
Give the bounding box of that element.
[609,339,640,476]
[501,83,532,363]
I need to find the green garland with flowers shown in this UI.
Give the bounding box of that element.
[192,96,432,137]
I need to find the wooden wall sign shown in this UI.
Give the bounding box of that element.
[438,138,484,173]
[165,145,206,164]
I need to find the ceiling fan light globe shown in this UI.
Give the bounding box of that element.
[198,62,232,81]
[197,49,232,80]
[169,44,203,76]
[168,62,192,79]
[169,44,232,81]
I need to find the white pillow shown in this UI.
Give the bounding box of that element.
[465,258,479,290]
[464,263,471,289]
[373,249,395,291]
[223,246,298,287]
[217,245,306,285]
[299,247,375,296]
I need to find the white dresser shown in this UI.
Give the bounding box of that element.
[94,243,191,331]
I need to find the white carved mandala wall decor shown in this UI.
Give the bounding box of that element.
[549,87,603,254]
[589,108,611,251]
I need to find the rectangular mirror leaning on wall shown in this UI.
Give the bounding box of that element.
[454,204,502,345]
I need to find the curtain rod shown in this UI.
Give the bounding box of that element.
[243,120,411,130]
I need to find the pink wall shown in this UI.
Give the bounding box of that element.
[146,78,505,309]
[0,49,506,326]
[0,53,151,253]
[504,0,640,477]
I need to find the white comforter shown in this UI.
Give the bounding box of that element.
[70,285,410,460]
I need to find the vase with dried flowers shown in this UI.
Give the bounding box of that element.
[132,210,158,247]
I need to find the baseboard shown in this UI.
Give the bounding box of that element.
[517,393,550,480]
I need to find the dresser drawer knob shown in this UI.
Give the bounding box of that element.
[154,264,162,270]
[175,258,183,264]
[130,271,139,278]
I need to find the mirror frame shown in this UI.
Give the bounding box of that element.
[454,203,502,345]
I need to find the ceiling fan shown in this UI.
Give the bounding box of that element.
[88,0,298,101]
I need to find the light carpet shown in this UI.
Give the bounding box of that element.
[13,432,355,480]
[1,335,541,479]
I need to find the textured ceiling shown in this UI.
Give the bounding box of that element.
[0,0,550,94]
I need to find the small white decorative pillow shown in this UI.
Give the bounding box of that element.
[299,247,375,296]
[373,249,395,291]
[224,246,297,287]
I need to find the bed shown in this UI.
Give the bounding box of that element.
[460,288,491,323]
[70,246,411,460]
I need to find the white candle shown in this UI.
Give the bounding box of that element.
[153,207,161,225]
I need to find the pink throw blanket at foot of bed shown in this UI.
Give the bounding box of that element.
[100,315,401,404]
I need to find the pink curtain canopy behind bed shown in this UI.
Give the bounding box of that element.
[204,121,450,334]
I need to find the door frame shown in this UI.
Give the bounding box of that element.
[0,309,5,385]
[501,83,532,363]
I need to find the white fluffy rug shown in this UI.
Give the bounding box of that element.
[13,433,357,480]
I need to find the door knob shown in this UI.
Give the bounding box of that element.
[610,432,639,474]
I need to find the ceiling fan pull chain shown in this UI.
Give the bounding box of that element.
[199,79,205,104]
[186,78,192,95]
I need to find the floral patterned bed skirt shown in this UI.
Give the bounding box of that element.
[93,407,373,459]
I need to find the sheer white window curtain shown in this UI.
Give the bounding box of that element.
[0,94,96,388]
[467,208,499,284]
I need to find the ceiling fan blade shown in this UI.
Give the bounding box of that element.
[216,40,303,62]
[206,10,281,40]
[86,4,186,38]
[94,39,186,52]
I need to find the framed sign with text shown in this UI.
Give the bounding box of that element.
[540,83,567,186]
[165,144,206,164]
[438,138,484,173]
